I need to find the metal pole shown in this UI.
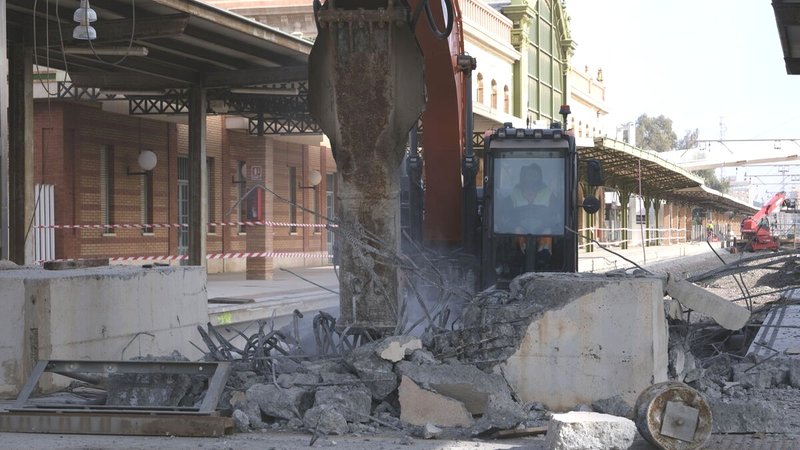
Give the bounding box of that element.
[0,0,9,260]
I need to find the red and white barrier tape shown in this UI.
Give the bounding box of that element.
[37,252,331,264]
[35,220,335,230]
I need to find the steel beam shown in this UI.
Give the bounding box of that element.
[34,14,190,46]
[188,86,207,266]
[8,42,34,264]
[203,65,307,88]
[0,0,9,260]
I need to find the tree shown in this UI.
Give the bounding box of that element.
[635,114,677,152]
[693,168,730,193]
[677,128,699,150]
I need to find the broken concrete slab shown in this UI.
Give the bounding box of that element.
[344,340,398,400]
[396,360,508,415]
[304,405,349,435]
[375,335,422,363]
[469,273,669,411]
[545,411,636,450]
[398,375,473,428]
[246,383,313,421]
[664,275,750,330]
[313,385,372,423]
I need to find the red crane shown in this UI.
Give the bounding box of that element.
[740,191,785,251]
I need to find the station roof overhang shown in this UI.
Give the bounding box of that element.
[669,185,760,216]
[579,138,759,215]
[6,0,312,90]
[772,0,800,74]
[578,138,704,194]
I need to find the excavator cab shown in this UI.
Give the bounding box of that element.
[479,121,602,289]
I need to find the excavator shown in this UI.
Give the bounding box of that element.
[740,191,785,252]
[307,0,601,331]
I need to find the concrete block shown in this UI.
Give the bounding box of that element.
[545,411,636,450]
[500,273,669,411]
[398,375,473,428]
[232,409,251,432]
[304,405,349,435]
[344,340,397,400]
[0,266,208,396]
[314,385,372,423]
[246,383,313,420]
[375,335,422,362]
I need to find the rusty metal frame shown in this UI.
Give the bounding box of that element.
[11,360,231,415]
[0,411,233,436]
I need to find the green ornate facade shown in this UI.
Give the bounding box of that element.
[503,0,574,124]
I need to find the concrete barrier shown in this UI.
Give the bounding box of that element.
[0,266,208,397]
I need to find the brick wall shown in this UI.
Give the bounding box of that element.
[32,100,336,271]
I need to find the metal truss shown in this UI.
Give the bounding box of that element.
[129,89,189,115]
[248,116,322,135]
[57,82,114,101]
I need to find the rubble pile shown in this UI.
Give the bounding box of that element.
[215,334,537,438]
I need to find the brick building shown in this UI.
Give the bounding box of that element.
[32,99,335,274]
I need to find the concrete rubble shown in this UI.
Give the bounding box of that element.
[16,252,800,445]
[545,411,636,450]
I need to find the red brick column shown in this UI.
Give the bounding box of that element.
[246,136,275,280]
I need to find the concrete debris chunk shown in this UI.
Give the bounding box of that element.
[246,383,313,420]
[232,409,251,433]
[304,405,349,435]
[320,371,361,384]
[398,375,473,428]
[344,340,398,400]
[314,385,372,423]
[408,348,439,365]
[591,396,632,419]
[396,361,507,415]
[375,335,422,362]
[277,372,321,388]
[545,411,636,450]
[422,422,442,439]
[664,275,750,330]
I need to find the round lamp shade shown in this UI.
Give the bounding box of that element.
[138,150,158,171]
[308,169,322,187]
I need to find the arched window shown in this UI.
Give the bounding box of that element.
[503,85,510,113]
[476,73,484,104]
[490,80,497,109]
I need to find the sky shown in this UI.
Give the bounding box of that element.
[566,0,800,142]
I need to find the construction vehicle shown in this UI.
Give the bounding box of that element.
[308,0,601,330]
[740,191,785,251]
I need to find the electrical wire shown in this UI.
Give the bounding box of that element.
[85,0,138,66]
[410,0,455,39]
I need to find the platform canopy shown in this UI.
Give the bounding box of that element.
[579,138,758,214]
[6,0,311,89]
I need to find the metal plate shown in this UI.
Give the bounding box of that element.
[660,400,699,442]
[0,412,233,437]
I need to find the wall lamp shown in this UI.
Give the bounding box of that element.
[299,170,322,190]
[232,163,247,184]
[127,150,158,176]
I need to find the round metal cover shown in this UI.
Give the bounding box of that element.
[634,381,712,450]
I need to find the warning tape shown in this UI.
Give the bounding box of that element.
[36,252,332,264]
[35,220,335,230]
